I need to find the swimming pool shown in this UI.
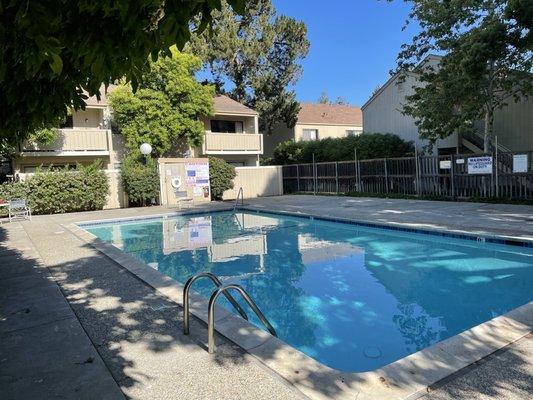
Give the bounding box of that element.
[83,210,533,372]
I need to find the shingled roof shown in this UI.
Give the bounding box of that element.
[213,95,258,115]
[297,103,362,126]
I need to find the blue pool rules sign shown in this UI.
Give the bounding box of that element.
[467,156,493,174]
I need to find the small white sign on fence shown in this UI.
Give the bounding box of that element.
[513,154,528,173]
[467,156,493,174]
[439,160,451,169]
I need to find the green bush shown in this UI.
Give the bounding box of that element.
[121,154,160,206]
[273,133,414,164]
[0,162,109,214]
[209,157,236,200]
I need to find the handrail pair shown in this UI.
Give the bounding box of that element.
[183,272,277,354]
[233,187,244,211]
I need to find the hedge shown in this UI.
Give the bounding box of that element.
[0,162,109,214]
[120,154,160,207]
[209,156,236,200]
[272,133,415,165]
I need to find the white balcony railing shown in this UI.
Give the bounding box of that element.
[203,133,263,154]
[22,128,110,153]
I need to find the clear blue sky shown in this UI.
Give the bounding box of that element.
[273,0,419,106]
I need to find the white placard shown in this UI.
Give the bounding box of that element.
[439,160,451,169]
[513,154,528,173]
[467,156,493,174]
[455,158,465,164]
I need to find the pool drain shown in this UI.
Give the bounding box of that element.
[364,347,382,359]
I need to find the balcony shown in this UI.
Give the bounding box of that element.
[21,128,111,156]
[203,133,263,155]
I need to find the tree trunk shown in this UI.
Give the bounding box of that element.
[483,106,494,153]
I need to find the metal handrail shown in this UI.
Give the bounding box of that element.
[183,273,248,335]
[233,187,244,211]
[208,284,277,354]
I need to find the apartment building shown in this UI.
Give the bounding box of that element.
[263,103,363,157]
[362,54,533,154]
[11,91,262,208]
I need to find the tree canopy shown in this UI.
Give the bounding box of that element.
[0,0,244,145]
[394,0,532,151]
[188,0,309,134]
[109,50,214,157]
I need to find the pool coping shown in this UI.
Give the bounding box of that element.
[66,207,533,400]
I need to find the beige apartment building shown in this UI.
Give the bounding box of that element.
[263,103,363,157]
[11,90,263,208]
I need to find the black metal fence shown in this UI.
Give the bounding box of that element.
[282,151,533,200]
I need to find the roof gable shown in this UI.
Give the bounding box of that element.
[213,95,258,115]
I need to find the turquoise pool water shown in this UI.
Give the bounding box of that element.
[84,211,533,372]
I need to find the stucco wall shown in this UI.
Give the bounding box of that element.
[294,123,363,141]
[72,108,104,128]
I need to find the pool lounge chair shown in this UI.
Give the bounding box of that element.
[8,199,32,222]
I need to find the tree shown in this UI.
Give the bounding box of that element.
[188,0,309,134]
[0,0,244,146]
[109,50,214,157]
[318,92,330,104]
[121,154,160,207]
[395,0,532,151]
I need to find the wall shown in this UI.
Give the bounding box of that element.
[294,124,362,141]
[493,95,533,152]
[72,107,104,128]
[263,122,294,158]
[104,170,127,209]
[222,166,283,200]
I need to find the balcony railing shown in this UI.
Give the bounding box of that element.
[22,128,110,153]
[203,133,263,154]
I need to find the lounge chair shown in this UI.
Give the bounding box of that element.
[8,199,32,222]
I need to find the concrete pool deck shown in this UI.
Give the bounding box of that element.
[0,196,532,399]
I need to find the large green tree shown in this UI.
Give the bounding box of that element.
[188,0,309,134]
[395,0,532,151]
[0,0,244,146]
[109,50,214,157]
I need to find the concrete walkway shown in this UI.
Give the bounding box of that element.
[244,195,533,240]
[1,197,532,399]
[1,205,306,400]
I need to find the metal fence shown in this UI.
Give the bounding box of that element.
[282,151,533,200]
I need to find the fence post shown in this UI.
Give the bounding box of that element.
[414,148,420,196]
[296,164,300,192]
[495,136,499,198]
[335,162,339,193]
[312,153,316,196]
[450,154,455,198]
[384,158,389,193]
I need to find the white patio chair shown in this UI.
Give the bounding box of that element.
[8,199,32,222]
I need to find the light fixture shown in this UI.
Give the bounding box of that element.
[140,143,152,156]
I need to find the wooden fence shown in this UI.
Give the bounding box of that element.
[282,151,533,200]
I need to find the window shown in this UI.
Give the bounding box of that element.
[302,129,318,141]
[210,120,244,133]
[346,130,358,137]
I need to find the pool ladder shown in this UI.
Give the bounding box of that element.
[233,187,244,211]
[183,272,277,354]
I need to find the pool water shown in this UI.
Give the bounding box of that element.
[84,211,533,372]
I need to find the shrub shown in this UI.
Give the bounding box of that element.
[120,154,160,206]
[0,161,109,214]
[209,157,236,200]
[272,133,414,164]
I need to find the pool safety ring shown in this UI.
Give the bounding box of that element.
[171,176,182,189]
